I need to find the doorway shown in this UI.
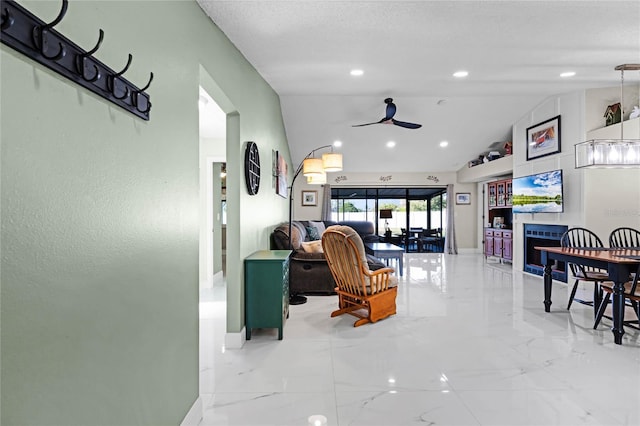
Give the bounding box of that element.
[199,86,226,288]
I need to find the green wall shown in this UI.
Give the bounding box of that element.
[0,1,290,424]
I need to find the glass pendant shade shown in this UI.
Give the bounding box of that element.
[302,158,324,177]
[575,139,640,168]
[321,153,343,172]
[575,64,640,168]
[306,171,327,184]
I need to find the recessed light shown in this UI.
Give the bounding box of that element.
[440,141,449,147]
[453,70,469,78]
[386,141,396,148]
[350,69,364,76]
[333,140,342,147]
[560,71,576,78]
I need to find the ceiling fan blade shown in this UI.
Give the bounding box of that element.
[352,121,381,127]
[391,119,422,129]
[352,117,388,127]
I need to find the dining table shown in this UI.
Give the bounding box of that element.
[537,246,640,345]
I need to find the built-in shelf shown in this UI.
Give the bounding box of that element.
[457,155,513,183]
[586,117,640,139]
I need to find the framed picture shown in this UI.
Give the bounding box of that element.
[276,151,288,198]
[526,115,561,161]
[456,193,471,205]
[301,190,317,206]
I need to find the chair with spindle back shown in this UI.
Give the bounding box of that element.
[592,227,640,329]
[560,228,610,313]
[321,225,398,327]
[609,227,640,249]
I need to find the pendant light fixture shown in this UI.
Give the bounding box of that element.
[575,64,640,168]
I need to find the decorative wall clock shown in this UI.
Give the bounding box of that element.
[244,141,260,195]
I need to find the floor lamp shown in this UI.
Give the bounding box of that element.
[288,145,343,305]
[379,209,393,240]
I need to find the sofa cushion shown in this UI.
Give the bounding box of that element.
[291,251,326,261]
[301,240,323,253]
[272,221,310,250]
[309,220,326,236]
[305,225,320,241]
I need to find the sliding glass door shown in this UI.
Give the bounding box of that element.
[331,187,447,252]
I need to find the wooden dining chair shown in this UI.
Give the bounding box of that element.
[593,227,640,329]
[593,264,640,329]
[560,228,609,311]
[609,227,640,249]
[321,225,398,327]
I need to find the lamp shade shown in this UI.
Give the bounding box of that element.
[306,171,327,184]
[575,139,640,168]
[302,158,324,177]
[322,153,343,172]
[379,209,393,219]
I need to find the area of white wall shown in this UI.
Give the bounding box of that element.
[511,87,640,273]
[293,171,478,249]
[583,116,640,239]
[1,1,291,424]
[511,91,586,272]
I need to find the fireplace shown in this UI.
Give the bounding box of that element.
[523,224,568,282]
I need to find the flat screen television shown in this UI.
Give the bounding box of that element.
[512,169,564,213]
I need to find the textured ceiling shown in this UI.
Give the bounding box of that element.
[197,0,640,173]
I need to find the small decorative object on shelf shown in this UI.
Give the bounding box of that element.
[630,106,640,120]
[604,103,622,126]
[504,141,513,155]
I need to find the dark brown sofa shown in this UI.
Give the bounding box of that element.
[270,220,383,295]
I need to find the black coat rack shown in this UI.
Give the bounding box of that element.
[1,0,153,120]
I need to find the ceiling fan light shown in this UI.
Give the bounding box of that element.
[302,158,324,176]
[322,153,343,172]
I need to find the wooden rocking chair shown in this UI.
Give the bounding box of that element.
[321,225,398,327]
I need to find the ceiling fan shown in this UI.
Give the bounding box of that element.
[352,98,422,129]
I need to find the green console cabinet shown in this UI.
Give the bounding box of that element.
[244,250,292,340]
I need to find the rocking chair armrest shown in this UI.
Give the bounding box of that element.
[364,267,397,293]
[364,267,395,277]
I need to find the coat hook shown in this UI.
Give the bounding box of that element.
[113,53,132,77]
[43,0,69,30]
[1,8,14,30]
[107,54,132,100]
[139,72,153,92]
[31,0,68,61]
[75,29,104,82]
[132,72,153,114]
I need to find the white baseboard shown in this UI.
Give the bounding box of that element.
[180,395,202,426]
[225,327,246,349]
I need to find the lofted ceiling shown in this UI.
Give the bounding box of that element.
[197,0,640,173]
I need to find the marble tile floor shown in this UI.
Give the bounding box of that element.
[198,253,640,426]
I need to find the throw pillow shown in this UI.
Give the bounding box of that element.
[305,226,320,241]
[301,240,323,253]
[309,221,326,236]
